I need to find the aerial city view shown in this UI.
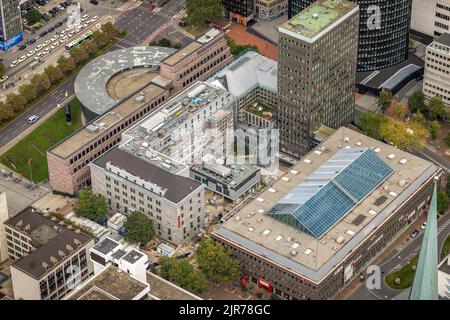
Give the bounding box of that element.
[0,0,449,310]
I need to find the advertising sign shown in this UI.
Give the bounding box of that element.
[0,32,24,51]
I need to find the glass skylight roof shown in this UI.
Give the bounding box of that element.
[267,148,393,238]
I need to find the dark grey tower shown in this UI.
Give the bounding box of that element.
[288,0,412,71]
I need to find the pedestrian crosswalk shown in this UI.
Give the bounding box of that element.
[439,219,450,234]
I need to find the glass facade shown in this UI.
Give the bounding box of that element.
[288,0,411,71]
[267,148,393,238]
[0,0,23,46]
[221,0,254,20]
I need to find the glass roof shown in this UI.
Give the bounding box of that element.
[267,148,393,238]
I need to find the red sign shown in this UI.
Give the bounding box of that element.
[258,278,273,292]
[177,215,181,228]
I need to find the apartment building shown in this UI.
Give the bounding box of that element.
[411,0,450,42]
[255,0,288,20]
[221,0,254,24]
[423,33,450,107]
[89,148,205,246]
[4,208,94,300]
[278,0,359,158]
[160,29,232,92]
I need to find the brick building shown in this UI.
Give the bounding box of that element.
[160,29,232,92]
[212,127,441,300]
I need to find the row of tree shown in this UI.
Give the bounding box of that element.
[158,238,241,293]
[185,0,224,27]
[408,90,447,120]
[358,110,430,151]
[0,22,120,125]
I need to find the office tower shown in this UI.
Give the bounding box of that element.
[221,0,254,25]
[423,33,450,107]
[288,0,412,71]
[0,0,23,51]
[278,0,359,158]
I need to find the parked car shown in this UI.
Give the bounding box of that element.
[90,0,98,4]
[18,44,27,51]
[27,38,36,45]
[410,229,419,238]
[27,115,39,124]
[39,31,48,37]
[55,21,63,27]
[421,223,427,230]
[48,26,55,32]
[0,75,8,83]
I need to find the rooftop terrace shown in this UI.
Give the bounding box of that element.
[214,127,438,282]
[279,0,358,40]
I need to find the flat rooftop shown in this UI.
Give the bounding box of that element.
[50,83,167,159]
[121,81,230,169]
[74,46,176,116]
[162,28,222,66]
[191,162,260,191]
[208,51,277,98]
[214,127,438,283]
[356,53,424,89]
[6,208,92,279]
[146,272,202,300]
[279,0,358,40]
[91,148,201,203]
[435,32,450,47]
[68,266,149,300]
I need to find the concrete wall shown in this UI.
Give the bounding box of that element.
[0,192,8,262]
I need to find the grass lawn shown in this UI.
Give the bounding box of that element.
[441,234,450,260]
[385,255,419,290]
[0,99,82,183]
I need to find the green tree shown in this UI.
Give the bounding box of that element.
[124,211,154,244]
[408,90,426,113]
[195,238,240,284]
[31,73,51,94]
[6,93,27,112]
[429,121,441,140]
[159,257,208,293]
[377,90,393,113]
[185,0,224,26]
[427,96,445,120]
[57,55,76,74]
[379,119,430,151]
[0,101,14,121]
[445,132,450,148]
[19,83,38,103]
[44,65,64,84]
[26,8,42,25]
[393,103,405,120]
[92,30,112,49]
[410,111,426,125]
[437,190,449,215]
[226,37,258,56]
[70,46,88,65]
[101,22,119,38]
[357,111,389,141]
[80,40,97,56]
[74,188,107,222]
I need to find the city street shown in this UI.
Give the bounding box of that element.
[0,0,189,153]
[347,213,450,300]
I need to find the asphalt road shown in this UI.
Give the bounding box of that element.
[0,0,187,150]
[349,214,450,300]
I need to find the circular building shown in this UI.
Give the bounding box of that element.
[74,46,176,120]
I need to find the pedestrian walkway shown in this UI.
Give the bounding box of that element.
[335,216,426,299]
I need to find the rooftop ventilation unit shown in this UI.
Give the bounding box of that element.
[282,177,290,182]
[290,250,298,256]
[399,158,408,165]
[336,236,345,244]
[290,170,298,175]
[262,229,271,236]
[304,248,312,255]
[275,235,283,241]
[135,95,145,103]
[387,154,395,160]
[304,159,312,164]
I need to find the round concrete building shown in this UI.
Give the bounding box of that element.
[74,46,176,121]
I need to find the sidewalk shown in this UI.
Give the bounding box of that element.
[334,215,426,299]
